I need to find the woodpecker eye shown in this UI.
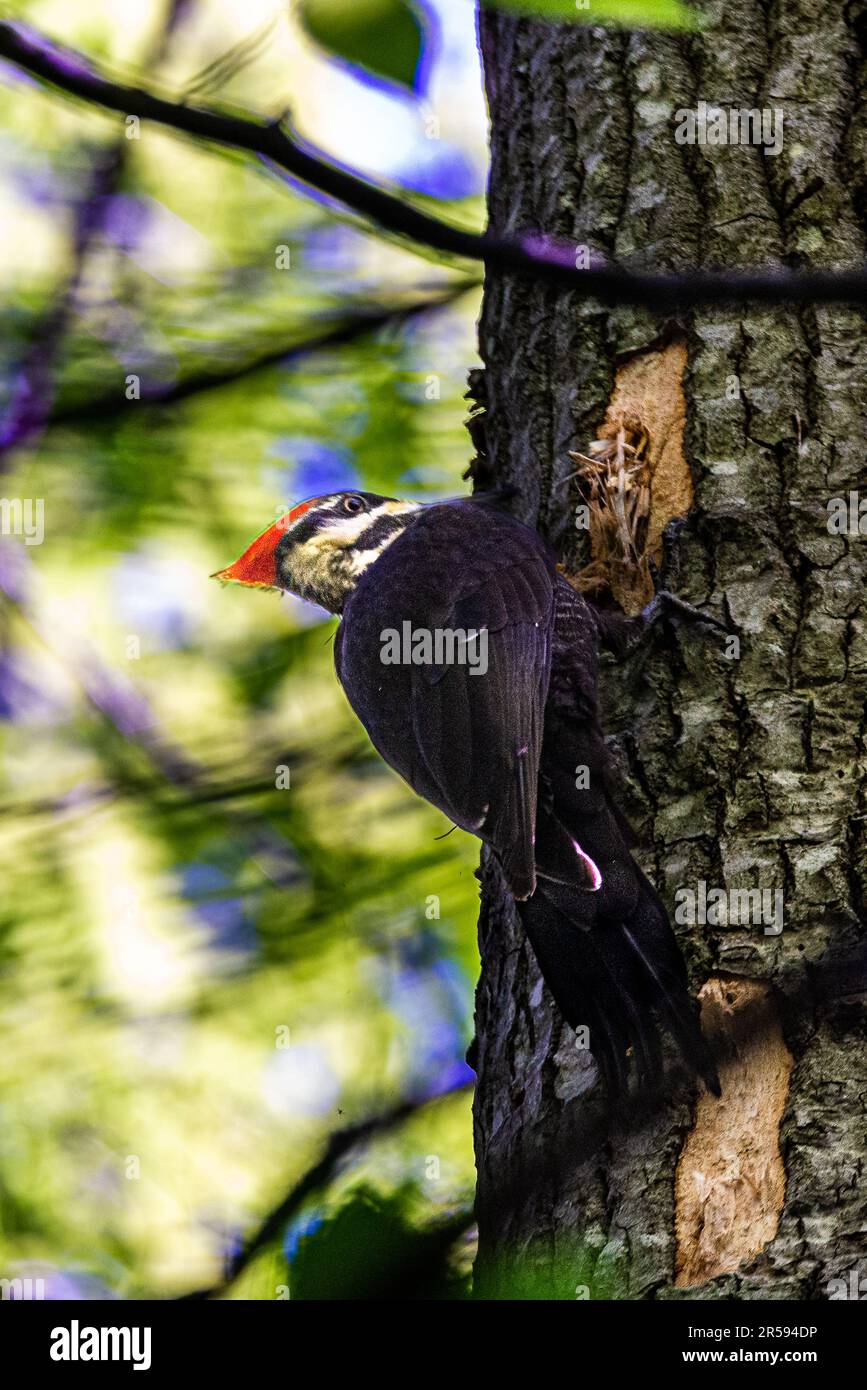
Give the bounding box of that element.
[342,494,366,515]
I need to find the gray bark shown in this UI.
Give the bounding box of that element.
[471,0,867,1300]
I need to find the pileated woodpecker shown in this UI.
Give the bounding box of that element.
[215,490,720,1099]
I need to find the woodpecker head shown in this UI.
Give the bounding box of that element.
[213,491,422,614]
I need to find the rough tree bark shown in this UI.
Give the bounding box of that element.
[471,0,867,1299]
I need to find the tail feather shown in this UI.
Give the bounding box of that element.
[516,857,719,1100]
[516,890,648,1096]
[620,923,720,1096]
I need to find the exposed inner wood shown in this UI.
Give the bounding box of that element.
[571,337,692,614]
[674,976,794,1287]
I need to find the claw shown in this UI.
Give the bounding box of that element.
[641,590,730,635]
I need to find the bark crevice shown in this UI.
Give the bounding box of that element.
[472,0,867,1300]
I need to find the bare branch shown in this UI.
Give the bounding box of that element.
[5,21,867,308]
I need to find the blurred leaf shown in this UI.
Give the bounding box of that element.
[0,48,482,1294]
[290,1186,470,1298]
[297,0,425,91]
[480,1234,630,1300]
[482,0,695,29]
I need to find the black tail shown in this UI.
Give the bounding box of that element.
[516,815,720,1100]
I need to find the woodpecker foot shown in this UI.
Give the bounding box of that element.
[641,590,729,636]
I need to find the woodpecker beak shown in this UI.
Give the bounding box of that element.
[212,501,317,588]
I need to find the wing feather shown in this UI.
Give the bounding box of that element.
[335,504,555,896]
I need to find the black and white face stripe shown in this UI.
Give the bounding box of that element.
[346,509,423,575]
[274,492,422,613]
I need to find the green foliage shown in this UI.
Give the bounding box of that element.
[297,0,425,91]
[290,1185,471,1299]
[483,0,695,27]
[482,1241,629,1300]
[295,0,696,93]
[0,24,482,1295]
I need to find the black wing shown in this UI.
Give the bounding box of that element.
[334,501,556,898]
[518,576,720,1096]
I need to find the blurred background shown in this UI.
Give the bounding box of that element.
[0,0,488,1298]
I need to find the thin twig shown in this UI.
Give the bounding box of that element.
[0,543,300,888]
[51,279,479,424]
[0,2,192,465]
[179,1082,473,1299]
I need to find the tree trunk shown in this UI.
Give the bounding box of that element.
[471,0,867,1300]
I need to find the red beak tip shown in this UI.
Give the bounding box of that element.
[211,565,280,591]
[212,514,293,590]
